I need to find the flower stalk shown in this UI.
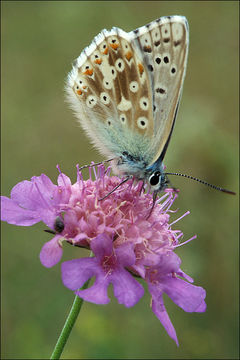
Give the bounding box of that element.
[50,262,92,360]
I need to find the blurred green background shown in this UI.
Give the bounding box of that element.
[1,1,239,359]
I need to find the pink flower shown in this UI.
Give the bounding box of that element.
[62,233,144,307]
[0,164,206,345]
[146,251,206,346]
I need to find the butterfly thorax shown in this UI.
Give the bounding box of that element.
[117,151,167,191]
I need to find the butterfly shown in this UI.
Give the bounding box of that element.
[66,15,235,198]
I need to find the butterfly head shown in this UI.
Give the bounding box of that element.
[145,156,171,193]
[117,152,169,192]
[148,170,168,192]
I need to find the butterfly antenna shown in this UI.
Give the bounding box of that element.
[99,177,131,201]
[165,172,236,195]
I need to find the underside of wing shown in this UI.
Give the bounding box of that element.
[129,15,189,164]
[66,27,155,165]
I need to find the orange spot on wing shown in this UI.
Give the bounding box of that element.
[103,47,109,55]
[76,89,82,95]
[143,45,152,53]
[125,51,133,61]
[83,69,93,76]
[82,86,87,89]
[94,58,102,65]
[138,63,144,75]
[110,43,119,50]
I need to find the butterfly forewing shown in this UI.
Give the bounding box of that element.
[129,16,189,164]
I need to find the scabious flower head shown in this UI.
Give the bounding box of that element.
[0,164,206,345]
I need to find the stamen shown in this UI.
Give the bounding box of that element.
[169,211,190,226]
[157,191,170,204]
[175,231,184,239]
[105,166,111,176]
[56,164,61,174]
[76,164,80,182]
[160,193,173,211]
[56,164,68,187]
[165,194,178,212]
[92,162,97,179]
[174,235,197,248]
[98,164,105,178]
[89,166,92,180]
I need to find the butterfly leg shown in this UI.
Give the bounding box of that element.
[139,181,145,195]
[146,190,158,220]
[79,157,117,171]
[99,176,132,201]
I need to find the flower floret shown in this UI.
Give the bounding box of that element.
[62,234,144,307]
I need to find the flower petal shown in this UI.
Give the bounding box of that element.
[161,276,206,313]
[61,257,97,290]
[39,210,59,229]
[152,294,179,346]
[195,299,207,313]
[155,252,181,274]
[31,174,56,200]
[10,180,45,210]
[0,196,41,225]
[112,268,144,307]
[57,173,72,187]
[76,277,110,304]
[90,234,113,258]
[177,269,194,283]
[40,235,63,268]
[115,242,136,267]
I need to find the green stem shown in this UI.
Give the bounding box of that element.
[50,254,93,359]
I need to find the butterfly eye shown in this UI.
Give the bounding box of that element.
[149,171,161,187]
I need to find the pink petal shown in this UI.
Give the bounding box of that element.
[31,174,56,198]
[152,295,179,346]
[90,234,113,258]
[195,299,207,313]
[156,252,181,274]
[61,257,97,290]
[10,181,44,210]
[0,196,40,226]
[112,268,144,307]
[40,235,63,268]
[161,277,206,313]
[177,269,194,283]
[115,242,136,267]
[57,173,72,187]
[39,210,58,229]
[76,277,110,304]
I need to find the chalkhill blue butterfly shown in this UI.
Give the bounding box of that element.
[66,15,235,200]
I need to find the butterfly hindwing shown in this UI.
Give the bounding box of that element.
[67,28,155,163]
